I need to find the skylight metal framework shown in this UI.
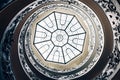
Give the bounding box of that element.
[33,12,86,64]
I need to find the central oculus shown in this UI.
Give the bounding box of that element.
[52,30,68,46]
[33,11,86,64]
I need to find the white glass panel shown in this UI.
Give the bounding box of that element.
[34,41,54,59]
[55,12,73,30]
[34,25,51,43]
[38,13,57,32]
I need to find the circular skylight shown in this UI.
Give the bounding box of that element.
[17,0,107,79]
[34,12,86,64]
[2,0,118,80]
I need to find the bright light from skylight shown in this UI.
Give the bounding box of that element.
[33,12,86,64]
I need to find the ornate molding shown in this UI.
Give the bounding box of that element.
[0,0,120,80]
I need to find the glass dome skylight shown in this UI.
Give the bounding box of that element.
[33,12,86,64]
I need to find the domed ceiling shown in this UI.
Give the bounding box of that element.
[0,0,120,80]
